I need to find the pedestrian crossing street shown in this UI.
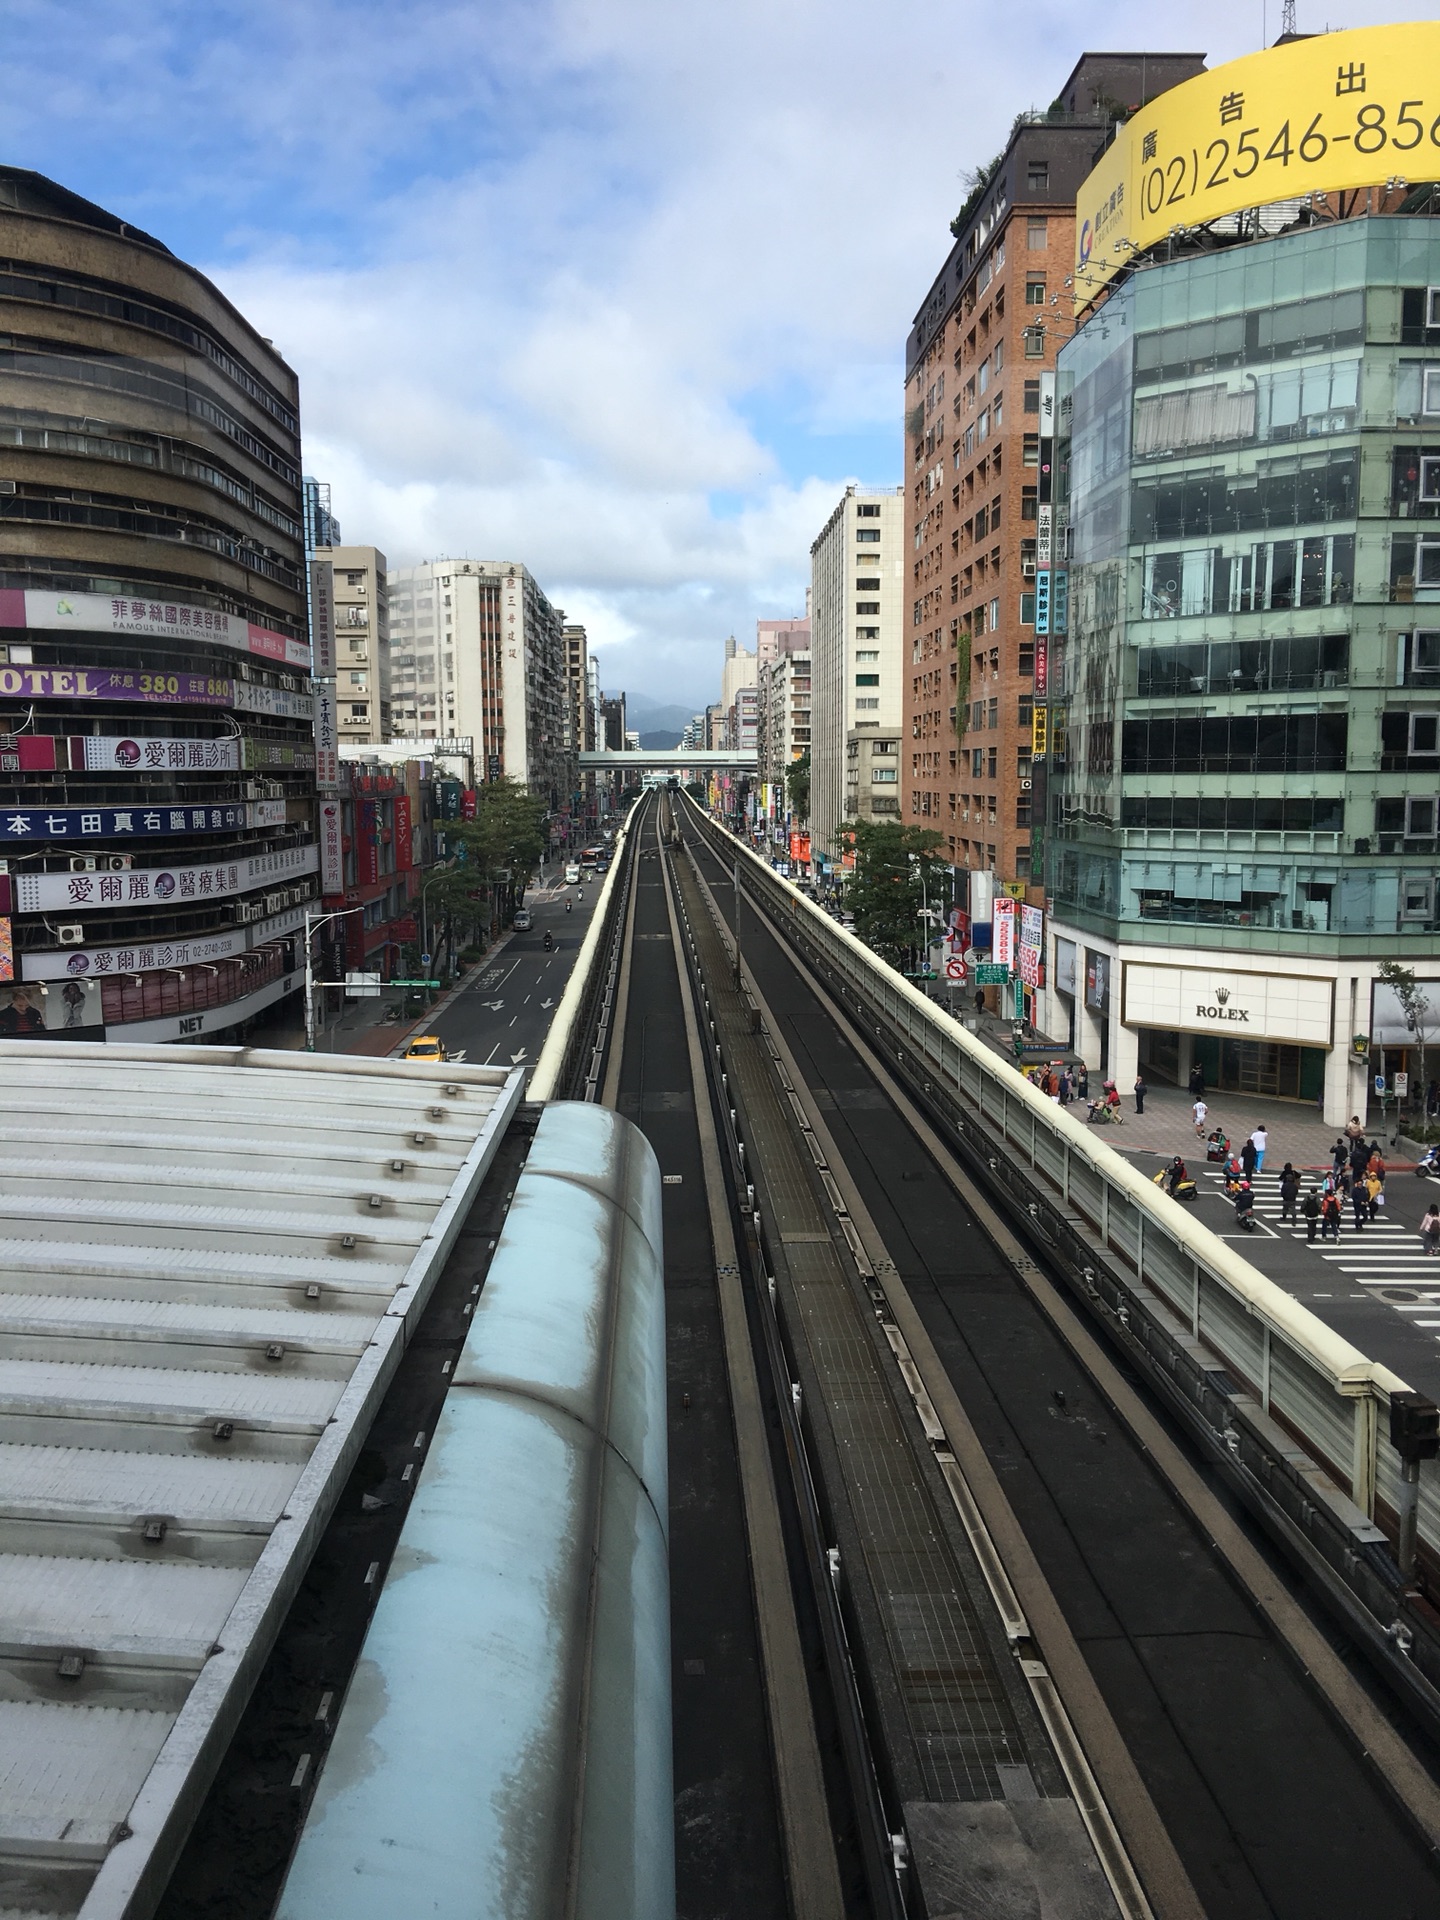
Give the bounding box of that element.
[1195,1165,1440,1332]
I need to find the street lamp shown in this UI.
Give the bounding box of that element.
[303,905,363,1052]
[419,861,457,1000]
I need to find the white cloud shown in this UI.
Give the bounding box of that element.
[10,0,1437,703]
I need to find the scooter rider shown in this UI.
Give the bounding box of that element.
[543,929,554,951]
[1234,1180,1257,1231]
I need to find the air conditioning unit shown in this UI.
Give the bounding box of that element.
[1021,559,1037,578]
[237,661,254,681]
[0,480,15,496]
[235,900,262,924]
[103,854,132,872]
[244,781,264,799]
[69,855,98,873]
[56,924,86,945]
[279,674,297,691]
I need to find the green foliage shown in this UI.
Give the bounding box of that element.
[840,819,946,964]
[785,750,811,822]
[949,153,1004,239]
[423,779,548,953]
[1378,959,1432,1105]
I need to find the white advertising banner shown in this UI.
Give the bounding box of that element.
[1123,963,1335,1047]
[245,799,288,828]
[14,842,318,914]
[319,799,344,893]
[234,680,314,721]
[993,894,1016,970]
[83,735,242,772]
[309,561,335,677]
[20,900,311,982]
[111,966,298,1044]
[1,589,311,669]
[313,680,340,793]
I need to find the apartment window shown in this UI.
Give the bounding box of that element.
[971,748,984,777]
[857,600,881,614]
[987,698,999,729]
[1025,276,1046,305]
[856,674,880,686]
[1024,379,1040,414]
[348,703,368,719]
[1408,796,1439,837]
[1411,713,1440,754]
[873,738,896,754]
[1424,368,1440,416]
[1022,436,1039,467]
[1403,877,1436,919]
[349,671,366,686]
[1026,161,1049,191]
[856,649,880,661]
[1023,324,1045,359]
[872,767,898,783]
[977,408,990,444]
[979,357,990,396]
[993,339,1004,375]
[857,527,881,542]
[989,597,999,632]
[856,697,880,710]
[963,425,976,457]
[993,394,1003,431]
[1021,487,1038,520]
[990,495,1002,531]
[1027,217,1048,248]
[1018,697,1033,727]
[1020,591,1036,624]
[856,626,879,640]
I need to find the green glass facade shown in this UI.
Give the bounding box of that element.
[1049,217,1440,958]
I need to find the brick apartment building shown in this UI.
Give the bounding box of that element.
[901,52,1203,894]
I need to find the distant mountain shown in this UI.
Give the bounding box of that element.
[639,728,683,750]
[624,697,701,736]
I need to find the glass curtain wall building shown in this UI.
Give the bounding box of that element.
[1041,216,1440,1121]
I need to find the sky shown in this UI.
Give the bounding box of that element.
[2,0,1433,711]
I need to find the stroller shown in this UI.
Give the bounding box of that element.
[1086,1081,1124,1126]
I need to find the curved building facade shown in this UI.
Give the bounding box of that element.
[0,168,316,1042]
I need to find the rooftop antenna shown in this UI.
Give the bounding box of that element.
[1280,0,1296,34]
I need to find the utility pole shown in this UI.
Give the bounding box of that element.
[303,905,362,1051]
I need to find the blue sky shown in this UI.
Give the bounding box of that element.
[3,0,1433,707]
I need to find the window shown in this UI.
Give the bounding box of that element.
[1421,456,1440,503]
[856,697,880,710]
[856,649,879,661]
[1403,877,1436,919]
[987,747,998,778]
[1408,631,1440,683]
[971,747,984,777]
[1023,324,1045,358]
[348,703,368,718]
[1026,161,1049,191]
[993,339,1004,375]
[873,737,896,754]
[856,625,879,639]
[1025,276,1046,306]
[349,670,366,686]
[978,357,990,396]
[1408,797,1438,838]
[856,600,880,614]
[857,503,881,516]
[855,673,880,686]
[1027,217,1048,248]
[1022,435,1039,466]
[1412,713,1440,754]
[1420,539,1440,588]
[987,699,998,729]
[1428,288,1440,329]
[857,527,881,541]
[1425,368,1440,416]
[872,767,898,782]
[1020,591,1036,624]
[989,597,999,631]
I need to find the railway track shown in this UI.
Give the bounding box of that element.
[658,791,1440,1920]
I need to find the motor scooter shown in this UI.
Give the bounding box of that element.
[1416,1144,1440,1179]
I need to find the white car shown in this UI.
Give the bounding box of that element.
[564,863,581,885]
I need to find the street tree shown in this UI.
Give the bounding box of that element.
[840,819,945,965]
[785,750,810,823]
[1377,959,1433,1122]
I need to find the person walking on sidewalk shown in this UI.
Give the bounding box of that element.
[1421,1203,1440,1257]
[1303,1187,1322,1242]
[1076,1064,1089,1102]
[1321,1187,1343,1241]
[1351,1177,1369,1233]
[1134,1072,1147,1115]
[1241,1133,1258,1180]
[1279,1162,1301,1224]
[1250,1124,1268,1174]
[1192,1095,1209,1138]
[1189,1061,1206,1099]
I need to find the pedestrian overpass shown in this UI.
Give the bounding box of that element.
[578,749,757,771]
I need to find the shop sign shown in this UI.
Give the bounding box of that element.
[83,736,241,772]
[0,914,10,982]
[19,902,309,982]
[1055,936,1077,996]
[993,894,1016,969]
[1123,962,1333,1045]
[0,588,310,669]
[1,803,246,844]
[320,801,344,893]
[13,843,317,913]
[309,561,335,677]
[1018,904,1043,987]
[0,664,234,706]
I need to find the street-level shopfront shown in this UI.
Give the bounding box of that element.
[1126,960,1331,1102]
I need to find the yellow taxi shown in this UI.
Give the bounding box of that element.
[402,1035,448,1063]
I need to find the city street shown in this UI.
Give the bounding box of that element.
[422,875,598,1074]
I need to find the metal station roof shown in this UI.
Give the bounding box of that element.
[0,1039,524,1920]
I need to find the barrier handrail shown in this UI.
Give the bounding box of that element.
[530,809,637,1102]
[683,800,1413,1496]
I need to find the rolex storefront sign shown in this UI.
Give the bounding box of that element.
[1123,963,1334,1047]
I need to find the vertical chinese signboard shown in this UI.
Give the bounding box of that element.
[993,894,1016,971]
[309,559,340,793]
[319,800,344,896]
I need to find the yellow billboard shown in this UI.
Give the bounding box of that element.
[1075,21,1440,309]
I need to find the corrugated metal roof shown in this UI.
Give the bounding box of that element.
[0,1039,524,1920]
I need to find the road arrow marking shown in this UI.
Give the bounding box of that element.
[540,998,554,1009]
[510,1049,528,1063]
[482,999,505,1011]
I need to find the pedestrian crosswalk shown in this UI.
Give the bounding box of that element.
[1195,1165,1440,1331]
